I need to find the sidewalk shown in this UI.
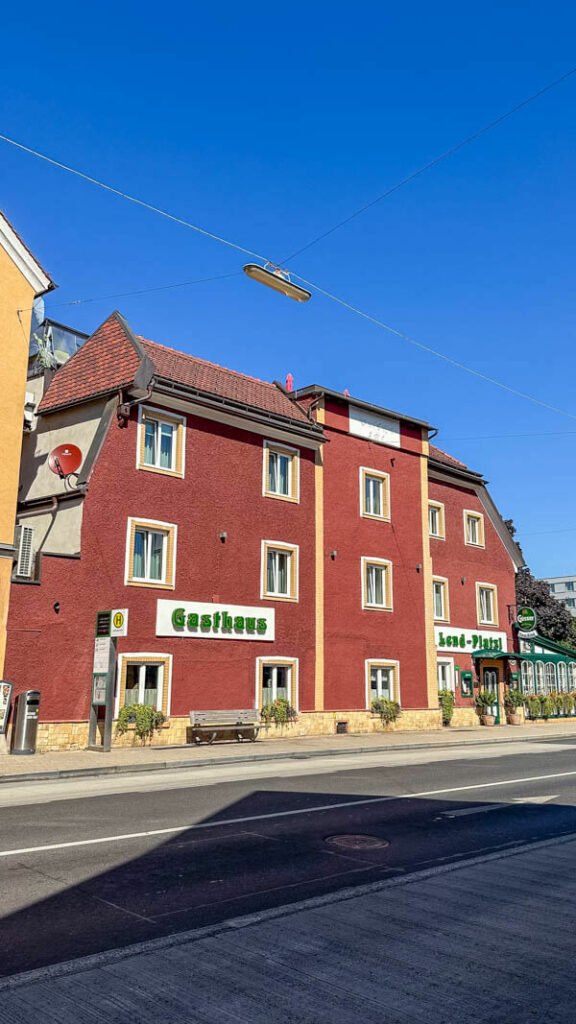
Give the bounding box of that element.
[2,719,576,784]
[1,831,575,1022]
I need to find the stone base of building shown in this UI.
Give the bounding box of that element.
[29,707,443,752]
[451,707,479,728]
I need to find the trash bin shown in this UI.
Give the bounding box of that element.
[10,690,40,755]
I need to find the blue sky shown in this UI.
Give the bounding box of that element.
[2,0,576,576]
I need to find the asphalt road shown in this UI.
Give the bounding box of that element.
[2,736,576,978]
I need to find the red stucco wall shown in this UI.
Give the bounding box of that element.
[6,405,317,721]
[320,399,429,711]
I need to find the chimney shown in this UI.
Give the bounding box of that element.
[286,372,294,392]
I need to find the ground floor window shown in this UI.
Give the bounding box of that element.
[545,662,557,693]
[256,659,298,710]
[558,662,568,692]
[365,660,399,707]
[535,661,545,694]
[521,660,534,693]
[116,654,172,718]
[437,658,455,692]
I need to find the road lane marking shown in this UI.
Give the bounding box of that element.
[513,794,558,804]
[2,768,576,859]
[440,803,506,818]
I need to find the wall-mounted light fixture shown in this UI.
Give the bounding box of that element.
[219,532,227,543]
[53,602,60,614]
[416,564,422,573]
[461,577,466,585]
[330,550,337,560]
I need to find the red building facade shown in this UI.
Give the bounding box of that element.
[5,312,524,749]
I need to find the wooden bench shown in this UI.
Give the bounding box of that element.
[189,709,260,745]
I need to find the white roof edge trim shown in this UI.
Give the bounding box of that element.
[0,212,52,295]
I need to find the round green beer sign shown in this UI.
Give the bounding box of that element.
[517,606,537,631]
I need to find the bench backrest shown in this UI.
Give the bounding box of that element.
[189,709,259,726]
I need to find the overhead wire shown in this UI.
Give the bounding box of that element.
[17,270,241,315]
[0,133,270,263]
[3,66,576,421]
[279,65,576,263]
[290,270,576,421]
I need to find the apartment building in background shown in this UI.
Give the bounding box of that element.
[544,576,576,617]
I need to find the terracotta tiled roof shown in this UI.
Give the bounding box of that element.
[138,337,311,424]
[39,311,313,426]
[38,313,142,412]
[429,445,468,469]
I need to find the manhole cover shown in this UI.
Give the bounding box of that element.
[324,834,390,850]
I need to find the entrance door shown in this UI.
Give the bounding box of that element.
[483,667,500,724]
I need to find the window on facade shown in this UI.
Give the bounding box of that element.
[535,661,545,694]
[125,518,176,589]
[464,511,485,547]
[433,578,449,621]
[477,583,498,626]
[262,542,298,600]
[545,662,556,693]
[263,442,299,502]
[521,661,534,694]
[360,468,390,521]
[549,583,556,593]
[566,598,576,608]
[117,655,171,718]
[437,658,455,693]
[258,659,296,708]
[428,502,445,539]
[566,581,575,592]
[569,663,576,690]
[138,407,185,477]
[558,662,568,693]
[362,558,393,610]
[367,661,398,705]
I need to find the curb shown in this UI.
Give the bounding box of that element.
[1,727,575,785]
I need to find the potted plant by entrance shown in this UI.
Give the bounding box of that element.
[475,690,497,726]
[504,688,524,725]
[438,689,455,727]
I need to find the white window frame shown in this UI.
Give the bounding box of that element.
[437,657,455,693]
[432,576,450,622]
[359,467,391,522]
[476,582,498,626]
[115,653,173,717]
[137,405,186,478]
[261,540,299,601]
[262,441,300,503]
[428,501,445,540]
[535,661,545,694]
[464,509,485,548]
[521,660,534,694]
[125,517,177,589]
[365,659,400,708]
[569,663,576,690]
[255,657,299,711]
[558,662,568,693]
[545,662,556,693]
[361,557,393,611]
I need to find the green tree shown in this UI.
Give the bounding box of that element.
[515,567,573,644]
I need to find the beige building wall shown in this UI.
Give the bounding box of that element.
[0,213,53,675]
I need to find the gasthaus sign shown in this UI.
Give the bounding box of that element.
[156,600,275,641]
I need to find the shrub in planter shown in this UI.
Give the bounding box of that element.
[562,693,575,715]
[475,690,497,711]
[504,688,524,710]
[540,695,555,720]
[371,698,401,726]
[260,697,297,726]
[116,703,165,744]
[524,694,542,719]
[438,689,455,726]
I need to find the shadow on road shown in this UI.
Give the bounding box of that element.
[0,785,574,977]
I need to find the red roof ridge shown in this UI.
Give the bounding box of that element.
[137,336,280,391]
[429,444,468,469]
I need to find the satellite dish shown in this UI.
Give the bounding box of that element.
[48,443,83,479]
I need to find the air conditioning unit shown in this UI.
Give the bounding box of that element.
[15,526,35,579]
